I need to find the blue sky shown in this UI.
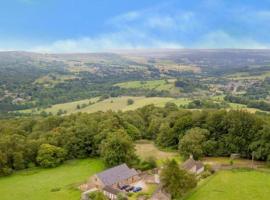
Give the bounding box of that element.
[0,0,270,52]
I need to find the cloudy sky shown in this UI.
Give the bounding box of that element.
[1,0,270,52]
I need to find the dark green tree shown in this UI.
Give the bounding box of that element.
[100,130,137,167]
[160,159,197,199]
[179,127,209,160]
[37,144,66,168]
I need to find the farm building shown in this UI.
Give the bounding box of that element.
[92,163,140,189]
[85,163,140,199]
[182,156,204,175]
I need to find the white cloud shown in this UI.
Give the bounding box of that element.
[30,31,183,53]
[196,30,270,49]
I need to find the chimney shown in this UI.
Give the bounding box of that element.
[189,154,193,159]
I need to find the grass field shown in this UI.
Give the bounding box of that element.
[115,79,180,95]
[185,170,270,200]
[0,159,105,200]
[227,71,270,80]
[20,96,191,115]
[135,140,182,165]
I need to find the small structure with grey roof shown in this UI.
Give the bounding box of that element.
[182,155,204,175]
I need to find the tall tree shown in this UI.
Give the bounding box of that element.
[160,159,197,199]
[100,129,137,167]
[179,127,208,160]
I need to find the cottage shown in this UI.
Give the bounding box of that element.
[182,156,204,175]
[92,163,140,189]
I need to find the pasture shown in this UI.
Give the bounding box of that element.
[185,170,270,200]
[20,96,191,115]
[0,159,105,200]
[115,79,181,95]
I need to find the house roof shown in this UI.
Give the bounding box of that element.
[103,186,121,195]
[96,163,138,186]
[150,186,171,200]
[182,157,204,171]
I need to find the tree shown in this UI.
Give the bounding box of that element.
[100,130,137,167]
[12,152,25,170]
[0,152,12,176]
[156,123,178,148]
[179,127,208,160]
[249,125,270,160]
[160,159,197,199]
[127,99,134,105]
[164,102,178,112]
[36,144,66,168]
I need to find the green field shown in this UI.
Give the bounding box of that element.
[0,159,105,200]
[20,96,191,115]
[115,79,180,95]
[227,71,270,80]
[186,170,270,200]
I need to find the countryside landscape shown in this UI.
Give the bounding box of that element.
[1,0,270,200]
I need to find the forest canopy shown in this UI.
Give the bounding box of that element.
[0,105,270,176]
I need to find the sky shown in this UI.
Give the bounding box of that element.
[0,0,270,52]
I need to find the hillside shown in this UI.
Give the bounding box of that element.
[1,50,270,116]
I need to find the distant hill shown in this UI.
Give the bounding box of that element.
[1,49,270,115]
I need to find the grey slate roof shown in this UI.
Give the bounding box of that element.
[96,163,138,186]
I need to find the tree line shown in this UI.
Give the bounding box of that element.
[1,104,270,176]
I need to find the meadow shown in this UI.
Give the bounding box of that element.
[20,96,191,115]
[185,170,270,200]
[115,79,181,95]
[0,159,105,200]
[135,140,182,165]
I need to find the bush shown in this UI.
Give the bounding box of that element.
[201,171,212,179]
[135,156,157,171]
[127,99,134,105]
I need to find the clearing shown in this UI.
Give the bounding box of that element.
[185,170,270,200]
[135,140,182,165]
[0,159,105,200]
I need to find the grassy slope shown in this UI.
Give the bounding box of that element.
[0,159,105,200]
[227,71,270,80]
[115,79,180,95]
[20,96,191,115]
[186,170,270,200]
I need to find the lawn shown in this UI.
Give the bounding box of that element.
[185,170,270,200]
[0,159,105,200]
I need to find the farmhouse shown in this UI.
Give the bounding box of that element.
[85,163,140,199]
[92,163,140,188]
[182,156,204,175]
